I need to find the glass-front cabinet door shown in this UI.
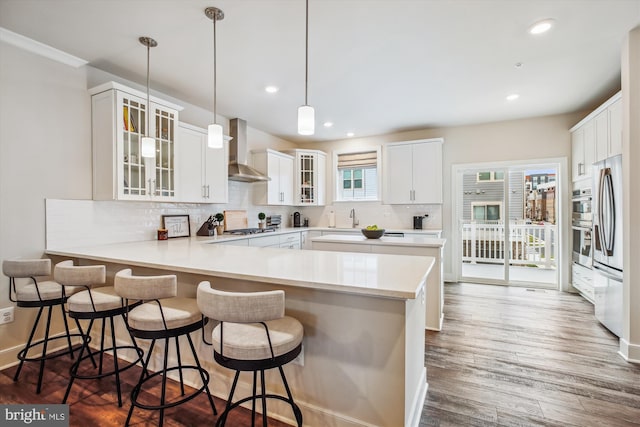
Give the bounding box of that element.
[285,149,326,206]
[90,82,183,201]
[117,90,178,200]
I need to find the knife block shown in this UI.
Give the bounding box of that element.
[196,221,216,236]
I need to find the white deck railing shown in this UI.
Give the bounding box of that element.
[461,221,556,269]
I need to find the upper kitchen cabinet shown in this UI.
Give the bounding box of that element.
[177,123,229,203]
[252,149,294,205]
[89,82,183,201]
[571,121,595,182]
[571,91,622,182]
[284,149,327,206]
[383,138,443,204]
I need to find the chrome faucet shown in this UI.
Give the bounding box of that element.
[349,208,359,228]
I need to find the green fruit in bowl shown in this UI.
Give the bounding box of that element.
[366,225,378,230]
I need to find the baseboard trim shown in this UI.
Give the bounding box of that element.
[0,328,82,371]
[619,338,640,363]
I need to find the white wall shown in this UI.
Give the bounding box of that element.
[0,40,297,364]
[301,111,584,283]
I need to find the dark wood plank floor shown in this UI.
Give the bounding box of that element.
[422,283,640,427]
[0,350,290,427]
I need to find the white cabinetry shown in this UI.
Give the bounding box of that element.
[383,138,443,204]
[177,123,228,203]
[571,122,595,182]
[90,82,182,201]
[572,263,594,304]
[571,91,622,181]
[252,150,294,206]
[283,149,326,206]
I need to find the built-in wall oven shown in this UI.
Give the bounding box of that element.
[572,187,592,269]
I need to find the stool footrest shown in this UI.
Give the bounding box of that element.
[72,346,143,380]
[131,365,211,411]
[17,333,83,363]
[216,393,303,427]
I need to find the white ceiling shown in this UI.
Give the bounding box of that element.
[1,0,639,143]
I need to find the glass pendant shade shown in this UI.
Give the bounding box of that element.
[298,105,315,135]
[141,136,156,158]
[208,123,224,149]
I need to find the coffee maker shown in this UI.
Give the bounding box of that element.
[293,212,301,227]
[413,215,425,230]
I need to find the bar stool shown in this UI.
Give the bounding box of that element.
[196,281,304,427]
[54,260,144,407]
[114,268,217,426]
[2,258,83,394]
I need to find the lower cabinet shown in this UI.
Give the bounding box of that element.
[572,263,594,304]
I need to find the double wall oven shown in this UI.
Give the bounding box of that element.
[572,187,592,269]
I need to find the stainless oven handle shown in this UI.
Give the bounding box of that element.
[571,196,592,202]
[571,225,591,232]
[593,263,622,281]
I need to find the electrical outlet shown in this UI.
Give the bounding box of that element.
[291,344,304,366]
[0,307,15,325]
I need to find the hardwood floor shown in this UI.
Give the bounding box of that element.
[422,283,640,426]
[3,283,640,426]
[0,350,290,427]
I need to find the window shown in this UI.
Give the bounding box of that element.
[335,150,379,201]
[477,171,504,182]
[471,202,502,221]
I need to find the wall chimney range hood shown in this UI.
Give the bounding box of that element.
[228,118,270,182]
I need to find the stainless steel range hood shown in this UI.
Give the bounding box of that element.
[228,118,270,182]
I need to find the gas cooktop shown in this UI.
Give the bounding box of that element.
[224,227,277,235]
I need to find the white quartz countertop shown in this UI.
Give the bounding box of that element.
[313,234,446,248]
[46,239,433,300]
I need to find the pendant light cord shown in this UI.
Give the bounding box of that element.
[213,14,217,125]
[146,42,150,137]
[304,0,309,106]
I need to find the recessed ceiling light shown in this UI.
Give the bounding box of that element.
[506,93,520,101]
[264,85,279,93]
[346,132,355,137]
[323,121,333,128]
[528,19,555,35]
[514,62,523,69]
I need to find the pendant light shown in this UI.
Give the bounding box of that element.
[139,36,157,158]
[298,0,314,135]
[205,7,224,149]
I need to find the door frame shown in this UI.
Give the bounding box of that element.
[451,157,570,291]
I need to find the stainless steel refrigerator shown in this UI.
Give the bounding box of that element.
[593,154,623,337]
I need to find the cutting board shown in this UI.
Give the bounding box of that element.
[224,210,248,231]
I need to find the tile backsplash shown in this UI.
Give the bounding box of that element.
[46,181,442,249]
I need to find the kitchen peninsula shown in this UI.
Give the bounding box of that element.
[312,234,446,331]
[45,239,434,427]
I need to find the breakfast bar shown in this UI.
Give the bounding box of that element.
[46,239,434,427]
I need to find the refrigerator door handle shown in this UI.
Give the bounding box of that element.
[602,168,615,256]
[593,263,622,281]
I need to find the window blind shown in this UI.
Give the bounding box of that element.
[337,151,377,169]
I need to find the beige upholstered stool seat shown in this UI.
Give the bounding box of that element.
[2,258,82,394]
[16,280,81,302]
[55,260,143,408]
[127,297,202,332]
[114,268,217,426]
[67,286,125,313]
[212,317,303,361]
[197,282,304,427]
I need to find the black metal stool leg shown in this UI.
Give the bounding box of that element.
[98,318,106,375]
[63,318,94,404]
[252,371,258,427]
[260,370,268,427]
[186,333,217,415]
[175,336,185,396]
[216,370,240,427]
[159,337,170,427]
[278,365,303,427]
[14,306,44,382]
[126,339,156,427]
[110,316,123,407]
[60,302,75,360]
[36,305,54,394]
[73,317,97,368]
